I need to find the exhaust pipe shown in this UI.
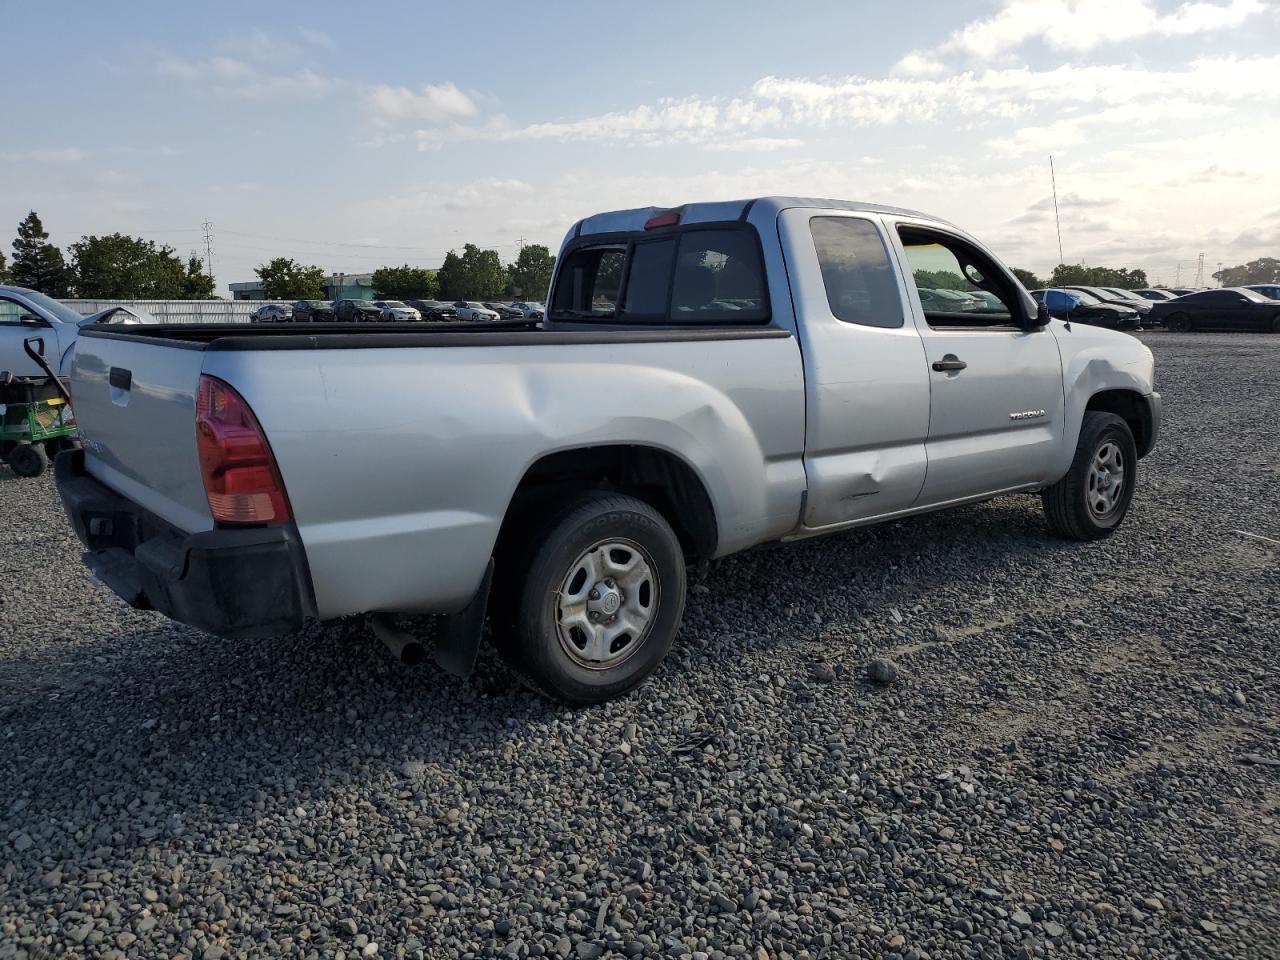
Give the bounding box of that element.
[370,615,426,666]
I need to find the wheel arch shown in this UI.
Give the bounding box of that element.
[1086,388,1155,458]
[496,444,720,565]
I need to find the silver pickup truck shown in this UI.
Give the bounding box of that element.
[56,197,1160,704]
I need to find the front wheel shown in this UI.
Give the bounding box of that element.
[1042,412,1137,541]
[498,492,686,705]
[1166,313,1192,332]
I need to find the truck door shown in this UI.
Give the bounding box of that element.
[778,209,931,528]
[886,220,1065,506]
[0,295,53,377]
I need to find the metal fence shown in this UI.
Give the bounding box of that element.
[63,300,290,323]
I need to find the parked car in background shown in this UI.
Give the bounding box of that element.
[372,300,421,322]
[1,285,158,377]
[1150,287,1280,332]
[1063,286,1152,323]
[404,299,459,322]
[1164,288,1196,297]
[333,299,382,322]
[1031,289,1141,330]
[292,300,335,322]
[1133,289,1178,301]
[453,301,501,321]
[509,300,546,320]
[916,288,980,313]
[1244,284,1280,300]
[251,304,292,323]
[57,196,1160,704]
[482,302,524,320]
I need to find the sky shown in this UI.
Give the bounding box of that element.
[3,0,1278,292]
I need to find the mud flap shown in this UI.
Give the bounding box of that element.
[434,558,494,678]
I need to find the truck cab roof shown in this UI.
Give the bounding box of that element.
[570,197,956,242]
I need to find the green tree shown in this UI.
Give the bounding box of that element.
[1011,267,1042,289]
[182,255,216,299]
[1212,257,1280,287]
[254,257,326,300]
[913,268,969,291]
[0,249,7,283]
[371,264,438,299]
[505,244,556,299]
[70,233,190,298]
[435,244,507,300]
[1048,264,1148,289]
[10,211,70,295]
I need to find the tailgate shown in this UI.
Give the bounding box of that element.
[72,330,213,534]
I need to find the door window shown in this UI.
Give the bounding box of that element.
[810,217,903,328]
[897,228,1020,329]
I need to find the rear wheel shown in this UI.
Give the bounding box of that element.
[497,492,686,705]
[1042,412,1137,541]
[6,443,46,478]
[1166,313,1192,332]
[1271,314,1280,333]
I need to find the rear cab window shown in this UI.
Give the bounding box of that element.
[550,225,769,325]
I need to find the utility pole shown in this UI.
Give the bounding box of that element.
[201,219,215,280]
[1194,253,1205,288]
[1049,156,1065,267]
[514,237,527,255]
[1216,262,1223,287]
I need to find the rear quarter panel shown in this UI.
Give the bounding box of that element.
[203,335,807,619]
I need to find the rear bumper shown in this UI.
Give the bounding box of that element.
[55,449,316,638]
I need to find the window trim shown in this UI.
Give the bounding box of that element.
[549,221,772,327]
[893,224,1033,333]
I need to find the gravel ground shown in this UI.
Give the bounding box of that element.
[1,331,1277,960]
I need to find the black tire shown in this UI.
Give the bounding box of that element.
[6,443,46,478]
[1271,314,1280,333]
[1042,412,1137,541]
[1166,313,1192,332]
[497,492,686,705]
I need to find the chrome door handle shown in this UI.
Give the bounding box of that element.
[932,354,967,372]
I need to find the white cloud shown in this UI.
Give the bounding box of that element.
[939,0,1263,58]
[298,27,334,48]
[365,82,479,123]
[0,147,88,164]
[157,54,334,99]
[892,51,949,77]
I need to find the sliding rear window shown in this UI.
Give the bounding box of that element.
[551,225,769,325]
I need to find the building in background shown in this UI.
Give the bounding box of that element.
[228,272,376,301]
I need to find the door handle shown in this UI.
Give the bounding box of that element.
[932,354,967,372]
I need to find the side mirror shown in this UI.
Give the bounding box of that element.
[1035,302,1051,326]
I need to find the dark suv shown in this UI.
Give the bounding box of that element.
[292,300,335,322]
[333,299,382,322]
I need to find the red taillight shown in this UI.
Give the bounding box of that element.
[644,209,681,230]
[196,375,291,525]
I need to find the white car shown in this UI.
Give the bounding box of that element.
[373,300,421,322]
[453,301,501,322]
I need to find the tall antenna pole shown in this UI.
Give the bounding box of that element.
[1049,156,1065,267]
[1194,252,1204,288]
[514,236,527,254]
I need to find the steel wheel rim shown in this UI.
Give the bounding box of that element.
[555,538,659,670]
[1087,440,1126,518]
